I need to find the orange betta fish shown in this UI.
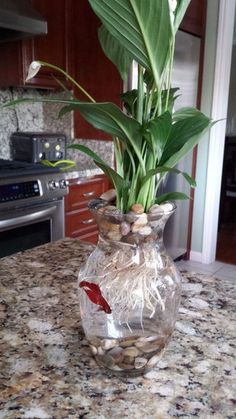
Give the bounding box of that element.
[79,281,112,314]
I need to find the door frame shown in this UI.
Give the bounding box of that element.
[200,0,236,264]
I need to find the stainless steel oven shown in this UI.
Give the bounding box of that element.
[0,160,68,258]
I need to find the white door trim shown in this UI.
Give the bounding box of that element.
[201,0,236,264]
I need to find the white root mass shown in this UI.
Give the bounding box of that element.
[83,244,172,327]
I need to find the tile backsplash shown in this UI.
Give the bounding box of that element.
[0,87,114,169]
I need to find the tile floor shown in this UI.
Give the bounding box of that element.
[176,259,236,281]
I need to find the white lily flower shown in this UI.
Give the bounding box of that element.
[25,61,42,82]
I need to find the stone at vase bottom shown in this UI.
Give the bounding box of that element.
[78,199,182,376]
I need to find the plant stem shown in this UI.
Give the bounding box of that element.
[39,61,96,103]
[137,64,144,124]
[165,37,175,112]
[113,136,123,177]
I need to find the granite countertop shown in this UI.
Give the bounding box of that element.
[0,239,235,419]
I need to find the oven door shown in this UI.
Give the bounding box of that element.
[0,199,64,258]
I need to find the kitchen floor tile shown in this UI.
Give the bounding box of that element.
[216,264,236,280]
[176,259,236,280]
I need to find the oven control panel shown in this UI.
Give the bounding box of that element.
[0,180,41,203]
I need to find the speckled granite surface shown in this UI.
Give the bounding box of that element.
[0,238,235,419]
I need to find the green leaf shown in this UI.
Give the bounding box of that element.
[59,102,140,142]
[121,89,138,117]
[155,192,190,204]
[160,88,180,114]
[121,88,179,119]
[139,166,195,191]
[172,107,205,122]
[182,172,196,188]
[3,95,146,172]
[98,25,133,80]
[60,101,145,172]
[144,111,172,160]
[173,0,192,33]
[67,144,126,201]
[160,108,211,165]
[164,131,205,170]
[2,97,78,109]
[88,0,173,87]
[143,69,154,90]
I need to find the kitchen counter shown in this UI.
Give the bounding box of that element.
[0,238,235,419]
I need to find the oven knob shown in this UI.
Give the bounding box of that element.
[56,151,63,159]
[48,180,59,190]
[39,152,46,160]
[59,179,69,189]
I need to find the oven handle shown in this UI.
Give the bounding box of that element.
[0,205,57,230]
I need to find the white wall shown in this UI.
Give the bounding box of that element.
[191,0,220,257]
[191,0,236,263]
[227,44,236,135]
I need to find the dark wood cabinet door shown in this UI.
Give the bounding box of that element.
[72,0,123,140]
[0,0,73,89]
[180,0,206,37]
[23,0,73,89]
[65,175,110,244]
[0,41,24,87]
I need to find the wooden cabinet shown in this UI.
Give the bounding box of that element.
[64,175,110,244]
[72,0,123,140]
[23,0,73,89]
[0,0,122,139]
[0,0,73,89]
[180,0,207,38]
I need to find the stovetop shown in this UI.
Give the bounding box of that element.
[0,159,60,179]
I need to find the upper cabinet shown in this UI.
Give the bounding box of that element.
[0,0,73,89]
[23,0,73,89]
[180,0,207,38]
[0,0,122,140]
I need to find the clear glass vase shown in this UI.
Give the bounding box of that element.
[78,199,181,376]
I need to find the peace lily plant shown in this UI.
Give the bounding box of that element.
[5,0,212,213]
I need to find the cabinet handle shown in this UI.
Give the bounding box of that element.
[82,218,94,224]
[83,191,95,197]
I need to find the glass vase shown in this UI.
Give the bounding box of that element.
[78,199,181,376]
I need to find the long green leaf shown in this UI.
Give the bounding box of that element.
[2,97,76,109]
[164,131,206,170]
[88,0,173,87]
[140,166,196,189]
[144,111,172,160]
[160,109,211,164]
[67,143,126,197]
[155,192,190,204]
[173,0,192,33]
[59,102,140,142]
[3,95,147,172]
[137,165,195,205]
[98,25,133,80]
[121,89,138,117]
[172,107,206,122]
[121,88,179,118]
[60,102,145,172]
